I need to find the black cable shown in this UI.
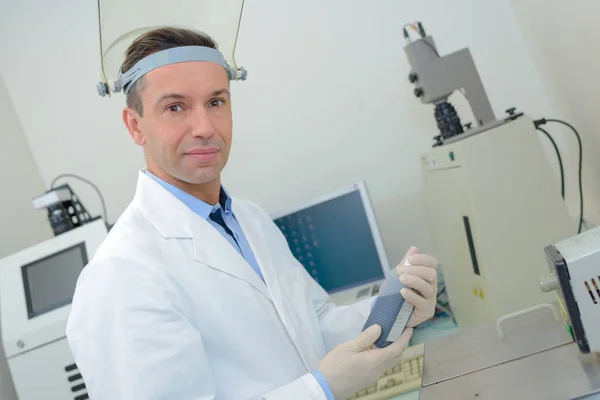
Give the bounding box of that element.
[535,118,584,233]
[537,127,565,199]
[545,119,584,234]
[50,173,109,224]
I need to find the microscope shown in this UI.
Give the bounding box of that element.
[408,22,574,330]
[404,22,521,146]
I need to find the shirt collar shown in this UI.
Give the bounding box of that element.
[143,170,233,220]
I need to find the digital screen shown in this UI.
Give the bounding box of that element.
[274,189,385,293]
[21,243,88,319]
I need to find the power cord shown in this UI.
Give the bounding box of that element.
[536,127,565,199]
[50,173,109,225]
[534,118,584,233]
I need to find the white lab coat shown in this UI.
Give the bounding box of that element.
[66,171,375,400]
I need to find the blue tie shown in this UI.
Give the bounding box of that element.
[210,208,238,246]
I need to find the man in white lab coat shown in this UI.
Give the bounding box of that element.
[66,27,439,400]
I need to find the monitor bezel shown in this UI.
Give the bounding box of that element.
[21,242,88,320]
[0,219,107,359]
[270,181,392,291]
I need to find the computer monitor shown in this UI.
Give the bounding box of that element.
[272,181,390,303]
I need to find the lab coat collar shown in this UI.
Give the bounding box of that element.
[143,169,234,219]
[133,170,194,239]
[133,171,271,299]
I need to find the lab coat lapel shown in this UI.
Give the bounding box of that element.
[135,171,270,300]
[233,202,316,370]
[232,204,292,327]
[190,216,271,300]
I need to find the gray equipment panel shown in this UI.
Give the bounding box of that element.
[422,305,572,386]
[420,304,600,400]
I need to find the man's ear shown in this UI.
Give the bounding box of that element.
[122,107,146,146]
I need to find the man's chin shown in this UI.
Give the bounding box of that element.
[181,170,221,186]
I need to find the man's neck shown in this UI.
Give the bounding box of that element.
[148,167,221,206]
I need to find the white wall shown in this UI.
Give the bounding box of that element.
[509,0,600,225]
[0,0,561,266]
[0,73,52,257]
[0,72,47,400]
[0,0,144,226]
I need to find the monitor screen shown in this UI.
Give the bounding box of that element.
[21,242,88,319]
[274,187,386,293]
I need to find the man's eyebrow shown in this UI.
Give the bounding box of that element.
[155,90,230,107]
[155,93,187,107]
[212,88,231,97]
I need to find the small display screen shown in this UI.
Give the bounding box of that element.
[21,243,88,319]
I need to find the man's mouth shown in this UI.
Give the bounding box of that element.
[184,147,219,162]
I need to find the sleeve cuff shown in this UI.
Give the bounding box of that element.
[312,370,335,400]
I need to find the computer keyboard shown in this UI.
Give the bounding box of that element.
[347,343,424,400]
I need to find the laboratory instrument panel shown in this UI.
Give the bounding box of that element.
[543,226,600,353]
[32,184,95,236]
[0,219,107,400]
[421,116,574,329]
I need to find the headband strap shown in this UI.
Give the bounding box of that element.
[97,46,247,97]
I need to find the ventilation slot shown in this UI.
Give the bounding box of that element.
[592,278,600,303]
[65,363,88,400]
[584,280,598,304]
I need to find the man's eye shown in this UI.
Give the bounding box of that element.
[167,104,183,112]
[208,99,224,108]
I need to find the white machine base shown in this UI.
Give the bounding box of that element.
[8,337,88,399]
[421,116,574,328]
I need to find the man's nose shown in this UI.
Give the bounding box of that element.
[190,107,215,139]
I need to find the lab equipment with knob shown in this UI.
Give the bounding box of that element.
[404,22,499,147]
[0,219,107,400]
[406,22,576,330]
[401,16,598,395]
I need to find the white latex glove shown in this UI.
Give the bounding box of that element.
[318,324,413,399]
[396,247,439,328]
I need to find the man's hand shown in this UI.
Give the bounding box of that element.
[318,325,413,399]
[397,247,439,328]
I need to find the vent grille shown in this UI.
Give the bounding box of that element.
[584,278,600,304]
[65,363,89,400]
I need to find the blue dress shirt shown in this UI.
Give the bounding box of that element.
[145,171,263,281]
[144,171,334,399]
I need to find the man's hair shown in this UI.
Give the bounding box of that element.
[121,27,219,116]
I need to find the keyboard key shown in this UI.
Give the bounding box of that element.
[351,345,424,399]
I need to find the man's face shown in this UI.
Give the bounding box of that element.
[124,61,232,186]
